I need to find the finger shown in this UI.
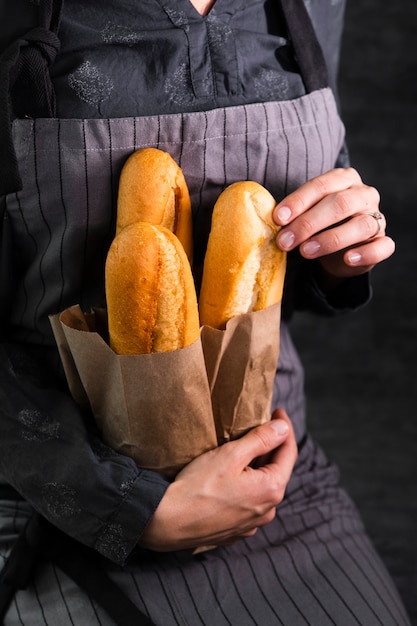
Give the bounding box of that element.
[318,235,395,279]
[273,168,363,225]
[344,235,396,269]
[276,184,381,253]
[215,526,259,547]
[262,418,298,487]
[251,410,298,500]
[239,527,259,539]
[299,211,388,260]
[271,407,290,421]
[252,408,293,468]
[228,416,290,468]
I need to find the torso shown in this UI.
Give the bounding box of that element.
[4,0,345,443]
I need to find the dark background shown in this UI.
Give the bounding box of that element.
[291,1,417,622]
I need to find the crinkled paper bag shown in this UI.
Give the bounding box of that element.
[201,302,281,444]
[50,305,218,479]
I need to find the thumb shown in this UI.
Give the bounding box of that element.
[230,415,290,467]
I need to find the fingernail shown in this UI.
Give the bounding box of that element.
[302,241,321,257]
[278,230,295,250]
[269,420,289,436]
[275,205,292,223]
[348,251,362,265]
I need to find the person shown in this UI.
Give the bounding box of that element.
[0,0,410,624]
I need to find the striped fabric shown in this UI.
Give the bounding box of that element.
[6,88,344,348]
[0,437,411,625]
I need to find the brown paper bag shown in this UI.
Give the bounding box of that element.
[50,305,218,479]
[201,302,281,444]
[50,300,282,478]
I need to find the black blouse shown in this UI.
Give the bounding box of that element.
[49,0,343,119]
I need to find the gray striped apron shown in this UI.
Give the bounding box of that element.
[0,0,411,624]
[5,87,346,442]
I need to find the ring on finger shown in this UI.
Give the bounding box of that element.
[366,211,383,238]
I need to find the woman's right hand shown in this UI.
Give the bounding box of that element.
[138,408,298,552]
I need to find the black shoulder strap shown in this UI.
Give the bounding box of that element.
[0,0,62,196]
[280,0,329,93]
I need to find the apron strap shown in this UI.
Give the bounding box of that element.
[0,0,62,196]
[280,0,329,92]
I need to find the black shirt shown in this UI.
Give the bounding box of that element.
[49,0,341,119]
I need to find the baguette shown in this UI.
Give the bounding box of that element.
[116,147,193,261]
[106,222,200,354]
[199,181,286,329]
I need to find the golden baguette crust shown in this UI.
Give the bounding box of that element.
[106,222,200,354]
[116,147,193,261]
[199,181,286,329]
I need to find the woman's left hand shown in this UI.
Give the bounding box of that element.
[273,168,395,284]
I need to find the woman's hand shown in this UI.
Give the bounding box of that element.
[138,408,297,552]
[273,168,395,288]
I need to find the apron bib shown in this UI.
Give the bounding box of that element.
[6,88,344,326]
[5,89,344,442]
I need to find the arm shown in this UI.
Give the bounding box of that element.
[0,342,169,564]
[0,341,297,555]
[0,197,171,565]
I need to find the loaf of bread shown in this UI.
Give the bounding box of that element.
[199,181,286,329]
[105,222,200,354]
[116,147,193,261]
